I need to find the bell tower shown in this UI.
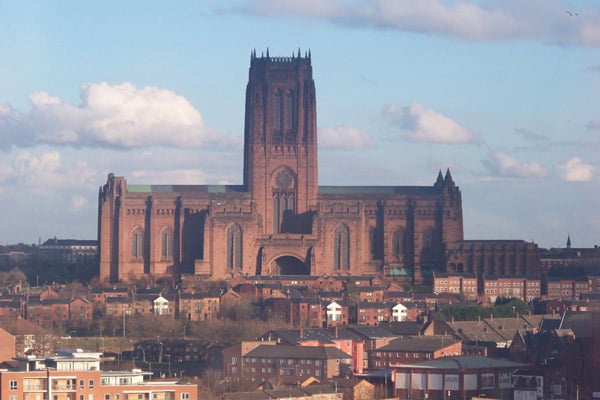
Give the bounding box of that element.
[243,49,318,235]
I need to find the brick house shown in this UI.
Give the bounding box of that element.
[104,296,134,317]
[546,276,590,300]
[369,336,462,369]
[356,302,398,325]
[90,287,129,303]
[69,297,93,323]
[178,292,220,321]
[241,345,352,384]
[433,272,478,300]
[482,276,541,302]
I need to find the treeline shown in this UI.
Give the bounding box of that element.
[438,298,530,321]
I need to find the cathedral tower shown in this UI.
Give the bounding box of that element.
[243,49,318,235]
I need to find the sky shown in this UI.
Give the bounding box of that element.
[0,0,599,249]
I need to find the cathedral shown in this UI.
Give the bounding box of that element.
[98,50,464,284]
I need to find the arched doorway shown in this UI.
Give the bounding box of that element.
[274,256,309,275]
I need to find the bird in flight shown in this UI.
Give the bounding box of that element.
[565,10,578,16]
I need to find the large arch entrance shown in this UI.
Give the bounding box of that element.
[274,256,309,275]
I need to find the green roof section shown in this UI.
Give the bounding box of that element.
[126,184,247,194]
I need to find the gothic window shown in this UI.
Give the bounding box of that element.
[161,228,173,260]
[227,224,242,269]
[369,227,377,260]
[273,169,296,234]
[334,224,349,271]
[392,227,405,260]
[284,90,295,141]
[131,228,143,259]
[273,90,283,142]
[273,196,280,233]
[422,227,434,250]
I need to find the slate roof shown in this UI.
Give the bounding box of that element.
[347,326,398,339]
[377,335,460,352]
[559,311,600,338]
[318,185,439,197]
[245,344,351,360]
[382,321,424,336]
[445,320,507,343]
[403,355,525,370]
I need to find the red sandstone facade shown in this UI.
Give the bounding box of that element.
[98,51,464,284]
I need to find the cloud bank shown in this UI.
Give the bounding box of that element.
[232,0,600,46]
[0,83,217,150]
[319,125,374,150]
[558,157,594,181]
[383,103,479,144]
[482,151,548,178]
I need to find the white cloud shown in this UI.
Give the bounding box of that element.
[0,82,218,149]
[0,150,97,194]
[319,125,374,150]
[383,103,479,144]
[235,0,600,46]
[558,157,594,181]
[483,151,548,178]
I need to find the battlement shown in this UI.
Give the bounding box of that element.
[250,48,311,64]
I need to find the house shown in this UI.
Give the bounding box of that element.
[546,276,590,300]
[433,272,478,300]
[356,302,397,325]
[178,292,220,321]
[241,344,352,385]
[69,297,93,322]
[90,287,129,303]
[26,297,70,328]
[289,297,322,328]
[369,336,462,369]
[391,303,407,321]
[325,300,348,326]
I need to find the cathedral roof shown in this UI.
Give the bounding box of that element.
[318,185,439,196]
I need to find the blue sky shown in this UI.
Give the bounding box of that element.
[0,0,599,248]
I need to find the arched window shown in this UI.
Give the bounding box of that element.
[393,227,405,260]
[227,224,242,269]
[273,196,280,233]
[161,228,173,260]
[131,227,144,259]
[422,227,434,250]
[334,224,349,271]
[273,90,283,142]
[369,227,377,260]
[284,90,295,140]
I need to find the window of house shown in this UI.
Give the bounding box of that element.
[9,380,18,390]
[181,394,190,400]
[88,380,94,389]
